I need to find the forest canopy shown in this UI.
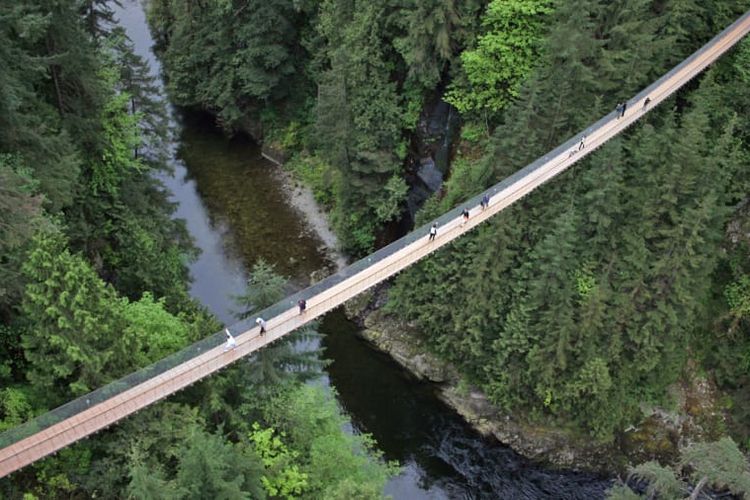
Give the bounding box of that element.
[2,0,750,497]
[0,1,394,497]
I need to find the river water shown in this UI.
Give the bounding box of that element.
[114,1,612,498]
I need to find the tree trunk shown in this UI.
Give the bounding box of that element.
[46,35,65,114]
[687,476,708,500]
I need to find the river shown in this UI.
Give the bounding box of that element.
[113,1,612,498]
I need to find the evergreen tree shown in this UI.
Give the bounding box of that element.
[609,438,750,498]
[127,450,177,500]
[390,3,750,438]
[393,0,474,92]
[174,428,265,500]
[79,0,119,39]
[0,155,44,319]
[314,0,406,252]
[235,260,325,388]
[148,0,301,128]
[444,0,553,119]
[20,231,129,399]
[0,1,83,212]
[110,28,169,163]
[20,231,195,401]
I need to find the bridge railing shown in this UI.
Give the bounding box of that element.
[1,7,749,457]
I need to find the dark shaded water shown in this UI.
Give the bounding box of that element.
[114,1,613,497]
[322,311,611,499]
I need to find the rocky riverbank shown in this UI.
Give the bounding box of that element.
[258,145,348,274]
[344,286,728,475]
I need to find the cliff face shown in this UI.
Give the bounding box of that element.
[345,287,727,474]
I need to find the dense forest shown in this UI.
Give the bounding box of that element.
[146,0,750,496]
[2,0,750,497]
[0,0,394,497]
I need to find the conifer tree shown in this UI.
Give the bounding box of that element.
[20,232,128,399]
[235,260,325,387]
[393,0,472,91]
[444,0,553,119]
[174,428,265,500]
[314,0,406,252]
[0,1,83,212]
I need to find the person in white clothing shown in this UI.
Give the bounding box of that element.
[256,317,267,335]
[224,329,236,351]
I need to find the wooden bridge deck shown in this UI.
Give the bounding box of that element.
[1,9,749,478]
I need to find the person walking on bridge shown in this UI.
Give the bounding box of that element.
[619,101,627,118]
[461,208,470,226]
[481,194,490,210]
[256,317,267,335]
[428,223,438,242]
[224,329,237,351]
[298,299,307,314]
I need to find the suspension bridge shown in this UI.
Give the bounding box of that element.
[1,8,749,478]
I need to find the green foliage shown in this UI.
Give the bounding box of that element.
[459,122,487,143]
[390,1,750,439]
[148,0,301,127]
[628,461,685,498]
[735,38,750,84]
[259,385,398,498]
[174,428,264,500]
[0,155,43,251]
[0,154,45,317]
[726,275,750,320]
[88,63,143,196]
[0,2,84,213]
[20,231,129,398]
[373,175,409,223]
[249,423,309,498]
[605,483,643,500]
[20,230,196,401]
[0,387,35,432]
[445,0,553,116]
[610,437,750,498]
[574,265,597,300]
[127,449,177,500]
[126,424,266,500]
[681,438,750,495]
[332,205,379,255]
[313,0,408,253]
[236,259,287,318]
[392,0,482,92]
[122,293,193,366]
[285,154,337,207]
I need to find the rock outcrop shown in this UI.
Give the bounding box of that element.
[345,286,727,474]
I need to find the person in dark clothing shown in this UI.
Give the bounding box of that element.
[643,97,651,110]
[461,208,470,226]
[481,194,490,210]
[620,100,627,118]
[298,299,307,314]
[578,135,586,151]
[615,102,623,118]
[428,223,437,242]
